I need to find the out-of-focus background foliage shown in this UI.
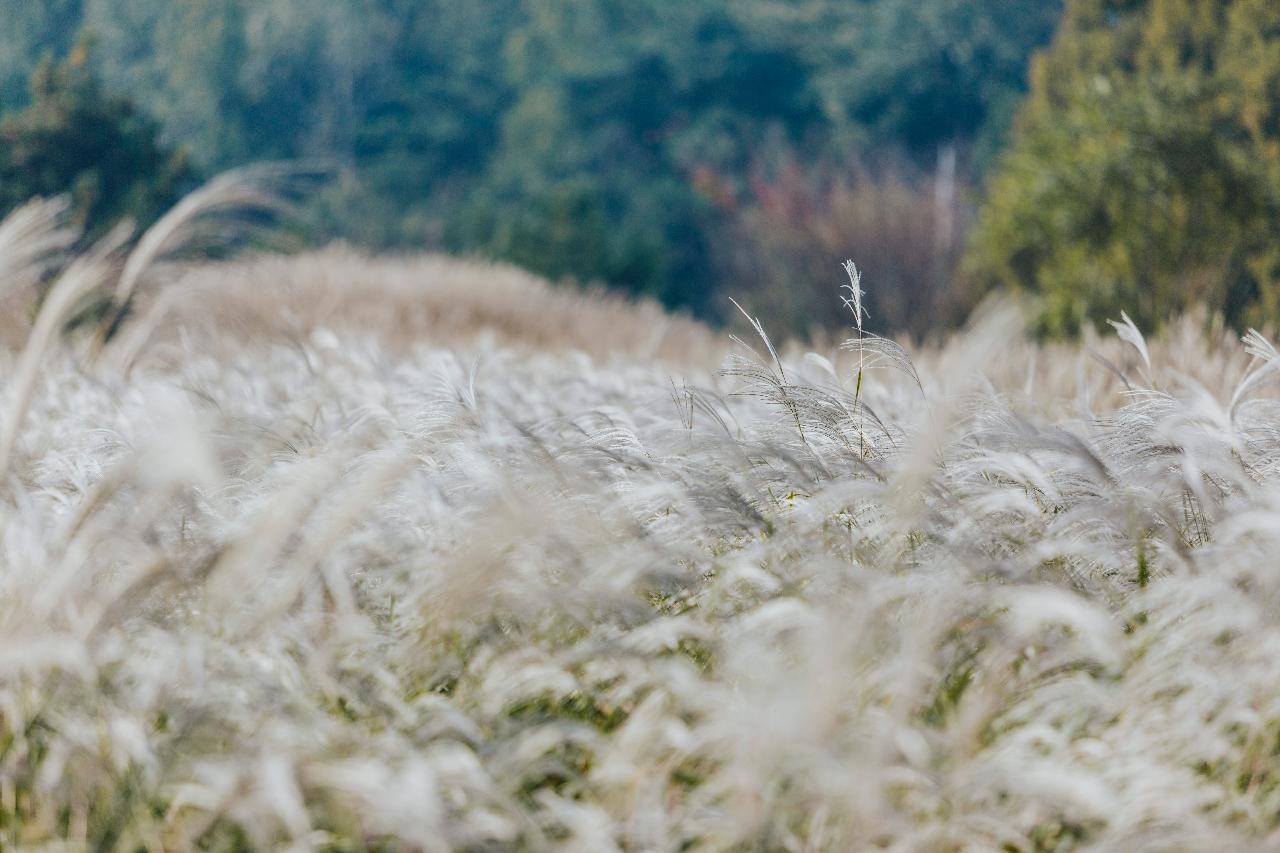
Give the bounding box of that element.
[2,0,1279,337]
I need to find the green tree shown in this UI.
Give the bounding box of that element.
[965,0,1280,334]
[0,51,192,235]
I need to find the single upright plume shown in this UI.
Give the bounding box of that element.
[841,259,866,332]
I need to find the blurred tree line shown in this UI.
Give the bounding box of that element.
[8,0,1280,337]
[0,0,1062,333]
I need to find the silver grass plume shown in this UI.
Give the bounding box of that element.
[841,258,866,333]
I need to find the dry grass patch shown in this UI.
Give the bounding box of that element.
[131,247,722,366]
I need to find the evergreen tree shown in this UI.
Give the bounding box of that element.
[0,50,192,235]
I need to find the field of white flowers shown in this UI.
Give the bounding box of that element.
[3,184,1280,851]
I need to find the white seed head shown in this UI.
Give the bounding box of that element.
[842,259,866,333]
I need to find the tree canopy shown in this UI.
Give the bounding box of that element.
[966,0,1280,334]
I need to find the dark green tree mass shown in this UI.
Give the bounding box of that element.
[0,50,191,236]
[0,0,1063,320]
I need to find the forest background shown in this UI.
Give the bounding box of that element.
[3,0,1279,338]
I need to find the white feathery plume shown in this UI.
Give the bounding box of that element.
[841,258,866,333]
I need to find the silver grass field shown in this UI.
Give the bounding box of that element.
[2,187,1280,851]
